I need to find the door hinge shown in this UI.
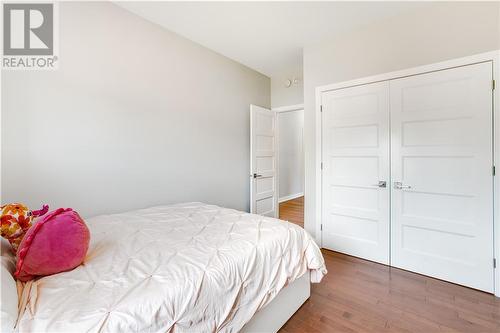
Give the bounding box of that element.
[493,165,496,176]
[493,80,496,91]
[321,162,323,170]
[320,105,323,112]
[320,224,323,231]
[494,258,497,268]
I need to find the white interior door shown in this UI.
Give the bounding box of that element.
[250,105,278,217]
[321,82,390,264]
[390,62,494,292]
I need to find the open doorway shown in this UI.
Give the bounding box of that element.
[276,105,304,228]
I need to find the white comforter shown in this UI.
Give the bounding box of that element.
[16,203,326,333]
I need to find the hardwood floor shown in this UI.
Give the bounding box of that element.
[278,197,500,333]
[279,196,304,228]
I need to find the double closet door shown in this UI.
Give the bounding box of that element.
[321,62,494,292]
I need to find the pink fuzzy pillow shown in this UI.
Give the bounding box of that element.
[15,208,90,282]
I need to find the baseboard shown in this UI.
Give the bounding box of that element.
[279,192,304,203]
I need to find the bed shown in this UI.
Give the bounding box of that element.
[5,202,326,332]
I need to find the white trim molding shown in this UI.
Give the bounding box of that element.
[272,104,304,113]
[314,50,500,297]
[279,192,304,203]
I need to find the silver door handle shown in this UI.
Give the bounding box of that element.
[394,181,411,190]
[373,181,386,188]
[252,173,263,179]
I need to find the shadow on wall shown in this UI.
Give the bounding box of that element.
[1,1,270,217]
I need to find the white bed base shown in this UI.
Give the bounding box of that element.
[242,272,310,333]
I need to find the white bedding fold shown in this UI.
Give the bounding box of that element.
[16,203,326,333]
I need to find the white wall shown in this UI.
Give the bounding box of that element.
[271,71,304,108]
[303,1,500,238]
[1,2,270,217]
[278,110,304,201]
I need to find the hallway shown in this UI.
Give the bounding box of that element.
[279,196,304,228]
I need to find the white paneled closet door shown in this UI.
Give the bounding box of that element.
[390,62,494,292]
[322,81,390,264]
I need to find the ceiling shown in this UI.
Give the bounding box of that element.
[117,1,428,78]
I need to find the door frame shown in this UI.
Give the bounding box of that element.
[314,50,500,296]
[273,104,304,113]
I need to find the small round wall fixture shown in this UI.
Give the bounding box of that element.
[285,79,292,88]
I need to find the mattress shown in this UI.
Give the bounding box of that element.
[16,203,326,333]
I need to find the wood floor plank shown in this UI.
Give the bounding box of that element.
[279,196,304,228]
[278,197,500,333]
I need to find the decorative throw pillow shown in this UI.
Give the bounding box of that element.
[1,203,49,252]
[14,208,90,282]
